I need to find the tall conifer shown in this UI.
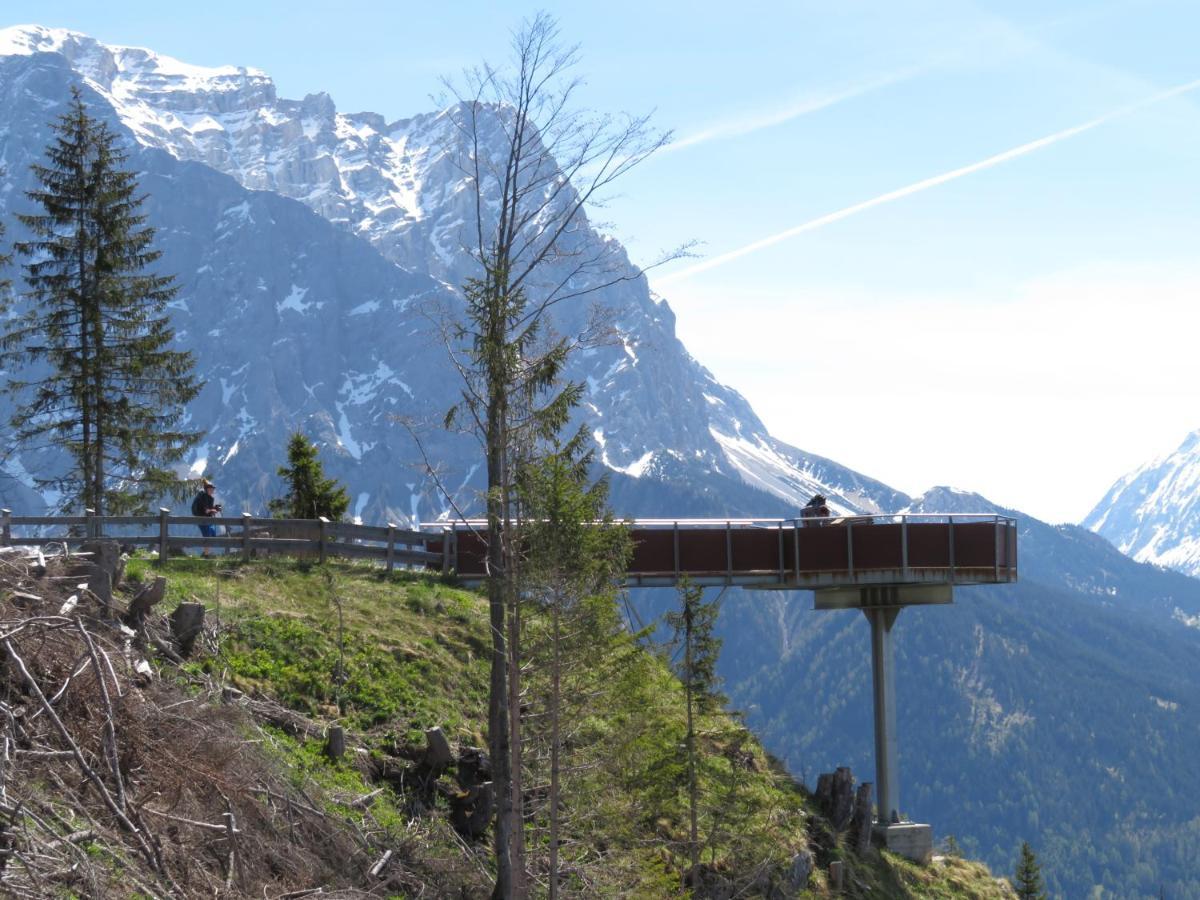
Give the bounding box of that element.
[1013,841,1047,900]
[1,87,201,514]
[519,429,629,898]
[666,578,724,882]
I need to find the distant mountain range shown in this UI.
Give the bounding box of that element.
[3,25,1200,896]
[1084,429,1200,579]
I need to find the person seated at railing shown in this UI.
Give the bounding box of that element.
[191,479,223,557]
[800,493,831,526]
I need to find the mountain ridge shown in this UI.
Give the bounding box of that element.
[1083,428,1200,577]
[0,25,903,525]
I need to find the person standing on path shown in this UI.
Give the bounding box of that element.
[191,479,222,556]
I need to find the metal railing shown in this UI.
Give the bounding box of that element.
[434,513,1019,589]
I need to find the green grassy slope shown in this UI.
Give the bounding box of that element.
[126,555,1016,898]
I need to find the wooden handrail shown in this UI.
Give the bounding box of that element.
[0,512,440,572]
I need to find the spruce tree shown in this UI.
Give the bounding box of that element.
[442,17,678,894]
[665,578,724,882]
[268,432,350,521]
[1,87,201,514]
[1013,840,1047,900]
[519,429,629,898]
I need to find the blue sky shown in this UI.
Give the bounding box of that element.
[9,1,1200,522]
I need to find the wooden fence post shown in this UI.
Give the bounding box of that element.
[318,517,329,565]
[385,523,396,573]
[1,509,10,547]
[86,508,97,540]
[158,508,170,564]
[242,513,252,562]
[442,527,451,576]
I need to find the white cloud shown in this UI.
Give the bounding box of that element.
[666,263,1200,525]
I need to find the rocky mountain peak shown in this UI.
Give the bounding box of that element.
[0,26,906,527]
[902,486,1008,516]
[0,24,272,97]
[1084,428,1200,577]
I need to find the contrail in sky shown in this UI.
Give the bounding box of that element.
[657,77,1200,285]
[664,67,925,153]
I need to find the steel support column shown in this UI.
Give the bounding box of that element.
[865,605,900,824]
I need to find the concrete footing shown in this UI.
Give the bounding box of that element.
[873,822,933,863]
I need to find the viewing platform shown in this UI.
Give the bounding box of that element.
[430,513,1018,597]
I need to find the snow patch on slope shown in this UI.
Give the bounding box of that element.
[709,427,850,514]
[276,285,311,315]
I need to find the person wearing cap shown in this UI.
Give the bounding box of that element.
[191,479,222,555]
[800,493,830,527]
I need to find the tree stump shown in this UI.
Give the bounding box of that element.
[815,772,834,812]
[169,602,205,656]
[456,747,492,788]
[423,727,452,777]
[325,725,345,761]
[448,781,493,840]
[66,540,124,612]
[828,860,844,891]
[124,577,167,626]
[80,540,124,586]
[851,781,874,852]
[829,767,855,831]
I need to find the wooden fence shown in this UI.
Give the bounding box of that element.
[0,508,446,574]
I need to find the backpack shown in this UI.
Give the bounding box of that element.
[191,492,205,516]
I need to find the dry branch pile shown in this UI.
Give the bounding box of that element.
[0,545,472,899]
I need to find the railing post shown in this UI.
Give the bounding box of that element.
[318,517,329,565]
[386,523,396,573]
[158,508,170,564]
[901,516,909,580]
[86,508,97,540]
[242,513,252,562]
[1,509,10,547]
[948,516,956,584]
[777,523,785,585]
[1010,521,1018,582]
[451,526,459,575]
[725,521,733,585]
[994,518,1001,583]
[846,520,855,578]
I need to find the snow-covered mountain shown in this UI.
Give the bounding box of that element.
[9,25,1200,895]
[0,24,898,522]
[1083,429,1200,577]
